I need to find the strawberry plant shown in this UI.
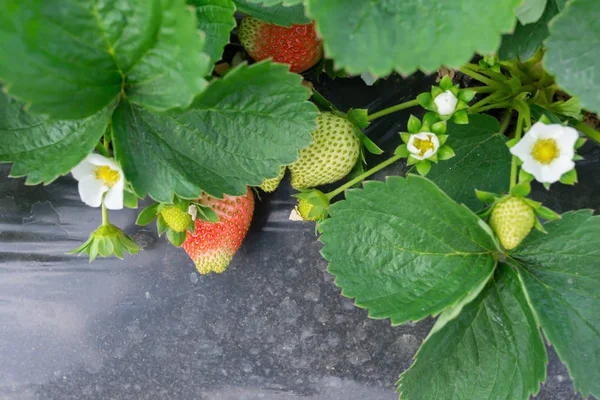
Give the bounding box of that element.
[0,0,599,399]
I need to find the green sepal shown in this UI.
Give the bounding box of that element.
[429,152,439,163]
[575,137,587,150]
[449,85,460,97]
[415,160,432,176]
[418,92,435,111]
[519,169,534,184]
[422,112,439,130]
[431,121,447,136]
[451,110,469,125]
[458,89,476,103]
[293,189,330,208]
[395,144,410,157]
[347,109,370,129]
[123,190,139,209]
[437,134,449,146]
[476,206,494,219]
[136,203,160,226]
[532,217,548,233]
[195,204,220,223]
[537,113,553,125]
[354,127,383,155]
[455,99,469,111]
[523,198,542,210]
[543,182,552,190]
[534,205,561,221]
[573,154,584,161]
[311,89,338,112]
[407,115,422,134]
[439,75,453,91]
[67,223,141,262]
[560,168,578,185]
[475,190,499,204]
[400,132,412,144]
[166,229,186,247]
[156,214,169,235]
[431,85,444,99]
[509,182,531,197]
[437,145,455,161]
[406,155,419,166]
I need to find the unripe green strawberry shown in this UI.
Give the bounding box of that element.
[259,166,286,193]
[489,196,535,250]
[238,17,322,74]
[160,205,192,233]
[289,112,360,189]
[297,199,317,221]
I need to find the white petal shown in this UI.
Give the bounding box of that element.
[71,159,95,181]
[104,180,124,210]
[428,133,440,151]
[361,72,377,86]
[557,126,579,149]
[434,91,458,116]
[78,176,107,208]
[539,165,564,184]
[86,153,114,167]
[510,135,535,160]
[521,159,543,182]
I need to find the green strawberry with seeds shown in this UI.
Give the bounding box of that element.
[160,205,192,233]
[489,196,535,250]
[289,112,360,189]
[259,166,286,193]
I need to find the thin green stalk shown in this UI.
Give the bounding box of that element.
[471,101,512,114]
[326,154,403,199]
[468,86,496,94]
[464,63,506,82]
[101,201,110,226]
[459,67,501,87]
[510,115,525,189]
[95,143,111,157]
[575,121,600,143]
[498,109,513,136]
[367,99,420,121]
[468,93,501,114]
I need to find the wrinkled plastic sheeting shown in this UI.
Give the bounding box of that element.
[0,74,594,400]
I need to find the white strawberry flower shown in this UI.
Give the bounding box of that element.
[407,132,440,160]
[510,122,579,184]
[434,90,458,116]
[71,154,125,210]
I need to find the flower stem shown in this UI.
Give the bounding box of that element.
[458,67,501,87]
[470,101,513,114]
[367,99,420,121]
[326,154,403,200]
[498,109,513,136]
[575,121,600,143]
[468,86,496,94]
[510,114,525,189]
[468,93,501,114]
[101,201,110,226]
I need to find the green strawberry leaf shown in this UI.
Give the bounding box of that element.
[398,264,547,400]
[319,175,498,325]
[544,0,600,114]
[554,0,568,10]
[113,61,317,202]
[0,0,209,119]
[511,210,600,399]
[188,0,236,65]
[233,0,310,26]
[499,0,558,61]
[428,114,512,210]
[0,91,112,185]
[242,0,303,5]
[306,0,522,75]
[515,0,547,24]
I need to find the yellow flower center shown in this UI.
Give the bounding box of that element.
[531,139,559,164]
[95,165,120,188]
[413,136,435,157]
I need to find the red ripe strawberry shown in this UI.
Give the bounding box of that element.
[238,17,323,73]
[182,187,254,274]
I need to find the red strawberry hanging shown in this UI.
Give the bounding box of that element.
[182,187,254,274]
[238,17,323,73]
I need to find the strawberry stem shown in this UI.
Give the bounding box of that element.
[458,66,502,88]
[326,154,403,200]
[575,121,600,143]
[367,99,420,121]
[101,200,110,226]
[510,114,525,189]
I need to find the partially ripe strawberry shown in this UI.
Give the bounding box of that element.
[489,196,535,250]
[259,166,286,193]
[160,205,192,233]
[182,187,254,274]
[238,17,323,73]
[289,112,360,189]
